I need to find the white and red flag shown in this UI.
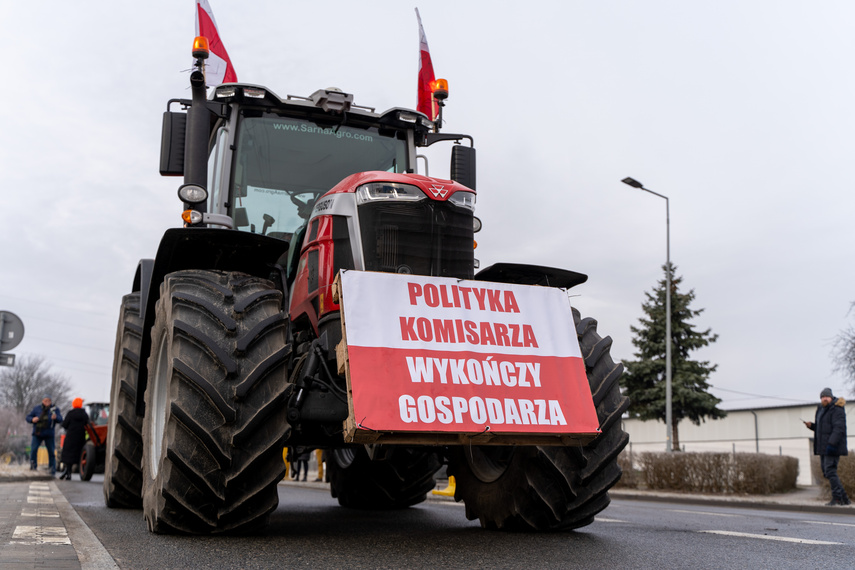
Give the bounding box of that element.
[415,8,437,120]
[195,0,237,86]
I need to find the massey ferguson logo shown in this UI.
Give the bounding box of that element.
[428,185,448,198]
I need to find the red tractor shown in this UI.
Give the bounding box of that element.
[59,402,109,480]
[103,36,628,534]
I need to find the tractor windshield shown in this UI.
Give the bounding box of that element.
[231,113,409,241]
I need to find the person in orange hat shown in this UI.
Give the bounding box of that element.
[59,398,90,480]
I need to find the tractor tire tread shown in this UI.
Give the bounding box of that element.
[103,293,145,509]
[328,447,441,509]
[142,270,290,534]
[448,307,630,530]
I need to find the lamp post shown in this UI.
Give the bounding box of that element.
[621,177,672,452]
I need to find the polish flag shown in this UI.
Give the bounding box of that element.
[195,0,237,86]
[415,8,437,120]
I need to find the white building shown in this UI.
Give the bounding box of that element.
[621,403,855,486]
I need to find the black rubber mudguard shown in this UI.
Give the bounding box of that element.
[475,262,588,289]
[134,227,290,416]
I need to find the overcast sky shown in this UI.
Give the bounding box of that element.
[1,1,853,413]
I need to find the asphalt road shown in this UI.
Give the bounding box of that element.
[54,476,855,569]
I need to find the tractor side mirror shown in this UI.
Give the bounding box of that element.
[450,145,476,191]
[160,112,186,176]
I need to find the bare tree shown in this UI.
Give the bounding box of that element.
[0,406,26,456]
[0,354,72,415]
[831,303,855,395]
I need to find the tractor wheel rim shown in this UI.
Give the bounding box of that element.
[466,446,515,483]
[149,333,170,480]
[333,448,356,469]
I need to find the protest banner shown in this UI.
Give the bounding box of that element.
[335,270,600,445]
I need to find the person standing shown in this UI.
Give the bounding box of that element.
[804,387,851,506]
[26,395,63,476]
[59,398,90,480]
[294,446,310,482]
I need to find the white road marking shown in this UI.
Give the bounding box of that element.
[595,517,628,523]
[12,525,71,545]
[7,482,70,546]
[801,520,855,528]
[26,494,54,504]
[21,508,60,518]
[669,509,741,518]
[699,530,843,545]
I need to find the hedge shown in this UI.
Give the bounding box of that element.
[810,455,855,499]
[615,451,798,494]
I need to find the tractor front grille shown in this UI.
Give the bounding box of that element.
[357,200,474,279]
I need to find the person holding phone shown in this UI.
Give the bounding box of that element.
[26,395,63,476]
[804,388,850,506]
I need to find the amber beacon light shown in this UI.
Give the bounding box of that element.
[431,78,449,101]
[192,36,210,59]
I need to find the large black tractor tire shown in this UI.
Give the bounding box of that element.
[104,293,145,508]
[141,270,291,534]
[328,446,441,509]
[447,307,630,531]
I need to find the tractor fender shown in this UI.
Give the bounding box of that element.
[133,259,154,297]
[133,227,290,416]
[475,262,588,289]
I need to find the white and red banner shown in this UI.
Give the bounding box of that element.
[415,8,437,120]
[340,271,600,436]
[195,0,237,86]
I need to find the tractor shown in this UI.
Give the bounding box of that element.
[103,35,629,534]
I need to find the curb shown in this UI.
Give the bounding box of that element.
[50,480,120,569]
[608,490,853,515]
[0,476,54,483]
[0,471,55,483]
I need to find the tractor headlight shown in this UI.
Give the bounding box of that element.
[356,183,426,205]
[214,86,237,99]
[177,183,207,204]
[242,87,266,99]
[448,191,476,211]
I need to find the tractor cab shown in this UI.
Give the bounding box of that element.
[84,401,109,426]
[159,83,479,325]
[161,84,465,239]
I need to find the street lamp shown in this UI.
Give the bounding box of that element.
[621,177,673,453]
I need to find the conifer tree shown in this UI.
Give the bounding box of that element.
[621,263,725,450]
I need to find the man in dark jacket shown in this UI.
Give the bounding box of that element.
[804,387,850,506]
[26,395,63,476]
